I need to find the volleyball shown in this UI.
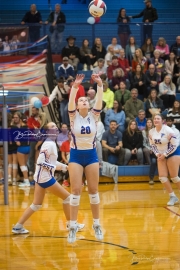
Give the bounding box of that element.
[88,0,107,18]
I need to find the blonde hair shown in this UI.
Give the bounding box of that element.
[133,48,143,61]
[126,119,139,136]
[157,37,166,47]
[114,68,125,77]
[164,75,175,90]
[94,37,102,52]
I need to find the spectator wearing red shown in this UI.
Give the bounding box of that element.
[118,48,131,75]
[132,48,148,74]
[60,130,71,187]
[107,56,125,82]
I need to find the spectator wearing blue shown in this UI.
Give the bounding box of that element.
[104,101,125,133]
[106,37,122,57]
[135,109,147,131]
[45,4,66,54]
[102,120,125,165]
[58,57,74,79]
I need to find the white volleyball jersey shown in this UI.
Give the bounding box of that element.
[69,109,101,150]
[149,125,178,157]
[34,139,67,183]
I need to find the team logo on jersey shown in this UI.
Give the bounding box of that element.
[87,117,90,124]
[161,133,165,138]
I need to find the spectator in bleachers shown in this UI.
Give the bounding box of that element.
[145,64,159,94]
[100,101,106,125]
[166,116,180,145]
[27,107,43,176]
[118,48,131,75]
[167,100,180,131]
[124,88,144,123]
[87,89,96,109]
[159,75,176,109]
[132,48,148,73]
[150,50,165,82]
[61,35,80,70]
[21,4,42,42]
[58,56,74,79]
[170,36,180,58]
[125,36,139,65]
[173,57,180,89]
[96,118,105,166]
[142,118,154,165]
[106,37,122,57]
[79,39,94,71]
[104,46,115,68]
[10,35,20,53]
[104,100,125,133]
[129,0,158,43]
[49,77,69,125]
[107,56,125,82]
[12,112,30,187]
[57,123,69,148]
[60,129,71,187]
[122,119,144,165]
[114,81,131,109]
[129,64,147,100]
[112,68,127,92]
[92,58,107,75]
[91,38,106,65]
[164,52,176,78]
[155,37,170,61]
[102,120,124,165]
[102,81,114,110]
[2,36,10,53]
[135,109,147,131]
[141,38,154,60]
[0,39,3,52]
[45,4,66,54]
[145,89,164,118]
[117,8,131,49]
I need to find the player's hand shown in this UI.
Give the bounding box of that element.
[157,153,165,160]
[91,74,103,87]
[73,74,85,88]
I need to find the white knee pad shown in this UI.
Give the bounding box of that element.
[20,166,28,172]
[30,203,42,211]
[159,177,168,183]
[171,176,180,184]
[13,164,18,169]
[89,193,100,204]
[70,194,80,206]
[8,164,13,168]
[63,195,70,204]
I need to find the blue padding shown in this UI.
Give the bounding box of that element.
[108,155,118,165]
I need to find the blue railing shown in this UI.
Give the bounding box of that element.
[0,22,179,52]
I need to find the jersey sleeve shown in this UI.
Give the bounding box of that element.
[91,108,101,122]
[36,143,56,170]
[68,109,78,122]
[56,161,68,171]
[164,129,177,157]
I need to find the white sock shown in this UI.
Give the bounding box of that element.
[93,218,100,226]
[70,220,77,227]
[13,178,16,181]
[24,179,29,183]
[169,192,175,197]
[14,223,23,229]
[8,175,11,178]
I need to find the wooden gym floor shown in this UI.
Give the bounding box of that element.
[0,182,180,270]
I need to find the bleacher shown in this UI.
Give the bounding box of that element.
[1,0,180,183]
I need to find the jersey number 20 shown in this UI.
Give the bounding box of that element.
[81,126,91,134]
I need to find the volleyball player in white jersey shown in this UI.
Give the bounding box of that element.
[149,114,180,206]
[12,122,84,234]
[67,74,103,243]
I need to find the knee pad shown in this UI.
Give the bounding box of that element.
[89,193,100,204]
[70,194,80,206]
[171,176,180,183]
[30,203,42,212]
[63,195,70,204]
[159,177,168,184]
[8,164,13,168]
[20,166,28,172]
[13,164,18,169]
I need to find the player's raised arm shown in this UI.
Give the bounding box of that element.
[68,74,85,112]
[91,74,103,111]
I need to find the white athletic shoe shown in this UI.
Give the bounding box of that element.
[12,226,29,234]
[93,225,103,241]
[18,181,30,187]
[66,222,85,231]
[167,196,179,206]
[67,226,78,243]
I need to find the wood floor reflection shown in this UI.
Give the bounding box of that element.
[0,182,180,269]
